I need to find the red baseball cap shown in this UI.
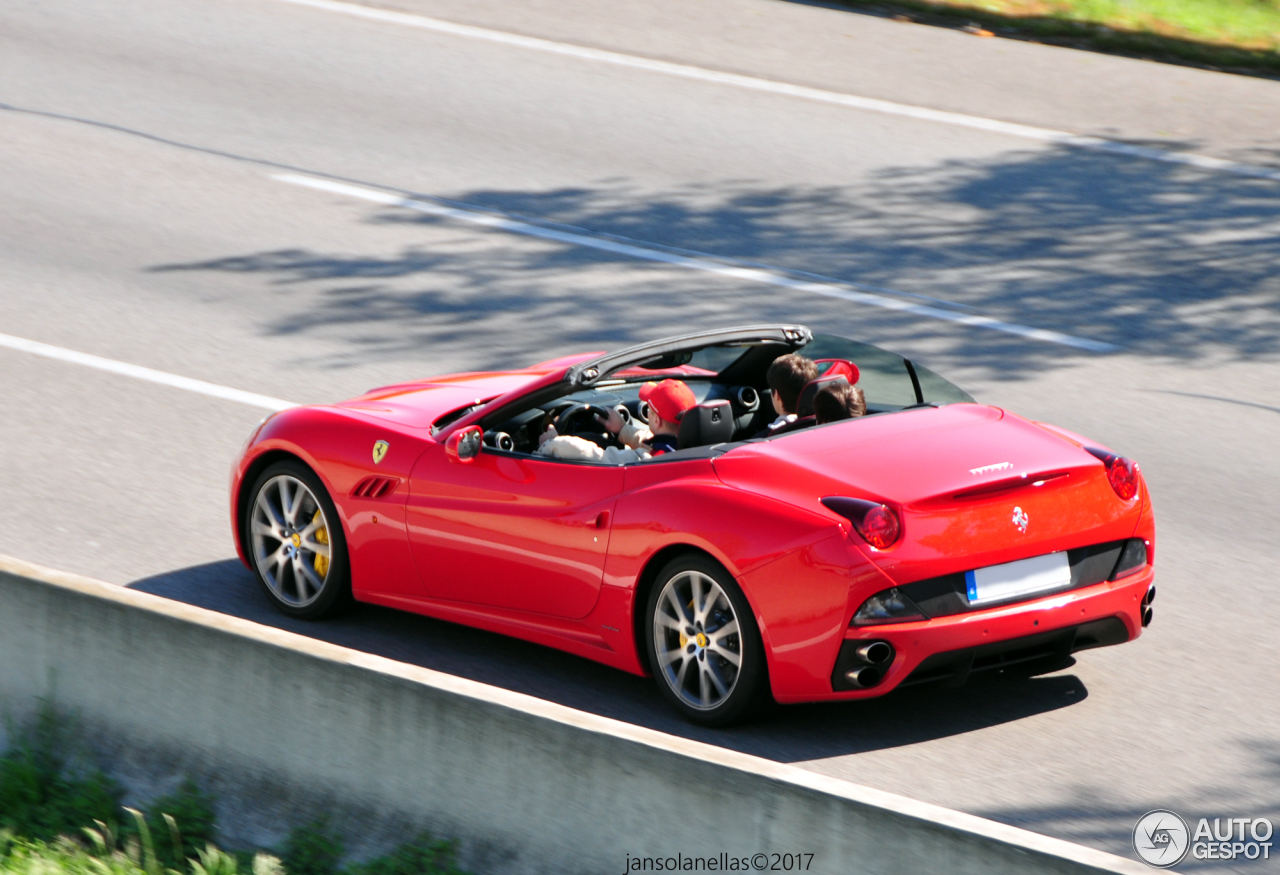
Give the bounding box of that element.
[639,379,697,424]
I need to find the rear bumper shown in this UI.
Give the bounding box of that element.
[891,616,1127,689]
[773,565,1153,703]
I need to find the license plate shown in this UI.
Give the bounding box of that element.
[965,551,1072,606]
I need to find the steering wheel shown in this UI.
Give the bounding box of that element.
[554,403,616,438]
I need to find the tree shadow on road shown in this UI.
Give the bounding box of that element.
[8,100,1278,386]
[149,142,1280,384]
[128,559,1086,762]
[973,739,1280,869]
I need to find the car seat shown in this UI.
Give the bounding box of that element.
[677,400,735,449]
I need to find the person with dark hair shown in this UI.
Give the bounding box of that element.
[813,381,867,424]
[763,353,819,434]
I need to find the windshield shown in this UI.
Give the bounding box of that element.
[611,344,754,379]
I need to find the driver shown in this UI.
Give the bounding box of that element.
[536,379,696,463]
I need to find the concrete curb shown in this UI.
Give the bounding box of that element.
[0,553,1147,874]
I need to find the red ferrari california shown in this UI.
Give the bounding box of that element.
[230,326,1155,725]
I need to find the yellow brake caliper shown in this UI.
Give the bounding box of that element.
[678,597,695,649]
[311,509,330,578]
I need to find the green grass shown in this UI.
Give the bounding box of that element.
[0,834,151,875]
[829,0,1280,76]
[990,0,1280,48]
[0,825,280,875]
[0,824,467,875]
[281,819,466,875]
[0,703,122,843]
[0,700,470,875]
[123,781,217,873]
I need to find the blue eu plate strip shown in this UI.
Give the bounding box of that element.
[965,570,977,603]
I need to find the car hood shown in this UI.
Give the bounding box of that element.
[334,372,547,429]
[714,404,1144,583]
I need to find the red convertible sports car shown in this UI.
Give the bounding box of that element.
[230,326,1156,725]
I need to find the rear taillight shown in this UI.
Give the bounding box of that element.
[1085,447,1140,500]
[822,497,903,549]
[860,506,901,549]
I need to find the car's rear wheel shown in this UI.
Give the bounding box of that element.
[645,555,768,726]
[246,460,351,619]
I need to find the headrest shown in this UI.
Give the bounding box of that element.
[797,376,850,418]
[677,400,734,450]
[814,359,860,385]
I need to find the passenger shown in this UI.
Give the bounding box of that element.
[759,353,818,436]
[813,381,867,424]
[536,379,696,463]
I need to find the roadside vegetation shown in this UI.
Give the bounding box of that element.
[0,701,469,875]
[829,0,1280,77]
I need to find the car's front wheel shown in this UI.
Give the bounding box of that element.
[245,460,351,619]
[645,555,768,726]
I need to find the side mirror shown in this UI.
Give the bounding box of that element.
[445,425,484,464]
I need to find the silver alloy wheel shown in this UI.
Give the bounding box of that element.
[250,474,332,608]
[652,570,743,710]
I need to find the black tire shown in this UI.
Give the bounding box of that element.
[244,460,352,619]
[644,554,770,726]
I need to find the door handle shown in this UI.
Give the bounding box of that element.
[594,511,611,529]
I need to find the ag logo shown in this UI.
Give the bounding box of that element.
[1011,506,1029,533]
[1133,810,1190,868]
[372,440,389,465]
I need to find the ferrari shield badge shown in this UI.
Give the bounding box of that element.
[372,440,389,465]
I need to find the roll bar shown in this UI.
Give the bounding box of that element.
[565,324,812,387]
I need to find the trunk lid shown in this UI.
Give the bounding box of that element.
[714,404,1142,583]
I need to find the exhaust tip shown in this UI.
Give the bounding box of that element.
[855,641,893,666]
[1142,605,1153,627]
[844,666,882,689]
[1144,584,1156,606]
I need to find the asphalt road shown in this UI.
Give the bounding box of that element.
[2,0,1279,868]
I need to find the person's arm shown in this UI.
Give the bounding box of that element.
[617,419,652,449]
[536,435,650,464]
[535,434,607,462]
[600,444,651,464]
[595,407,652,450]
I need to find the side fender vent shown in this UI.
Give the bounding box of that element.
[352,476,400,499]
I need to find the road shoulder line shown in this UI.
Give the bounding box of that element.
[273,0,1280,183]
[0,332,296,411]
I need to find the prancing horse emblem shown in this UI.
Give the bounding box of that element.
[1012,506,1029,533]
[372,440,389,465]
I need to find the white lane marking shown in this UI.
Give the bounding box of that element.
[0,332,297,411]
[276,173,1116,352]
[273,0,1280,184]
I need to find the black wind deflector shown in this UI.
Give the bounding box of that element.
[565,325,812,387]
